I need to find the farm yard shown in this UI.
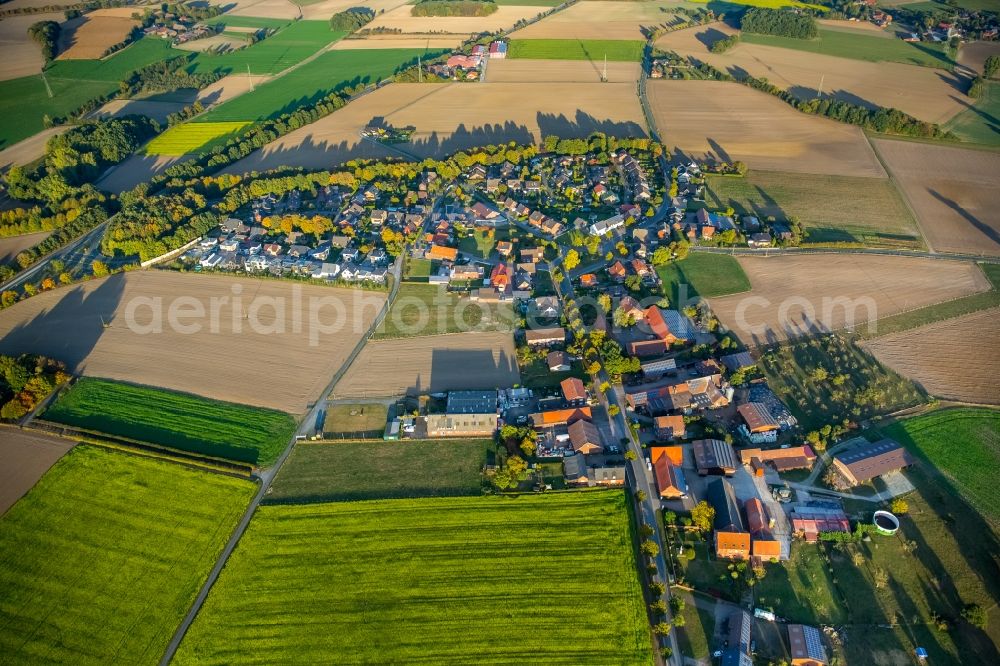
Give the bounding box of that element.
[707,254,990,343]
[0,445,254,664]
[57,8,140,60]
[485,58,641,83]
[0,271,386,414]
[374,283,515,338]
[145,121,250,156]
[860,308,1000,406]
[872,139,1000,256]
[647,80,885,178]
[507,38,645,61]
[704,171,922,248]
[267,438,490,502]
[366,3,551,34]
[43,378,298,465]
[334,332,520,397]
[655,23,972,125]
[172,492,652,665]
[0,428,74,515]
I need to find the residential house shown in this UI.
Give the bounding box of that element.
[262,243,283,257]
[590,465,626,486]
[589,214,625,236]
[640,357,677,380]
[547,351,570,372]
[490,263,511,289]
[618,295,645,322]
[788,624,828,666]
[520,247,544,264]
[708,478,750,560]
[311,263,341,279]
[524,327,565,347]
[560,377,588,405]
[746,498,781,563]
[496,240,513,257]
[563,453,589,484]
[721,611,754,666]
[533,296,560,318]
[426,244,459,262]
[607,260,628,282]
[579,273,597,288]
[651,446,688,499]
[692,438,738,476]
[654,415,685,440]
[530,407,592,429]
[832,439,914,487]
[568,419,603,455]
[720,351,754,372]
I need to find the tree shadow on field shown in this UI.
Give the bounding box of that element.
[695,27,729,50]
[0,272,126,374]
[947,94,1000,140]
[927,188,1000,248]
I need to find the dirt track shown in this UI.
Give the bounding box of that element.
[708,254,990,344]
[0,428,74,515]
[0,271,386,414]
[647,80,885,178]
[860,308,1000,405]
[872,138,1000,257]
[334,332,520,398]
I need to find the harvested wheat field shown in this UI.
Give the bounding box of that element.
[958,41,1000,76]
[708,254,990,344]
[0,13,64,81]
[0,271,386,414]
[0,127,67,170]
[656,24,970,125]
[334,332,519,398]
[368,4,549,34]
[861,308,1000,404]
[872,139,1000,256]
[511,0,681,40]
[0,428,75,515]
[57,9,140,60]
[224,82,645,173]
[298,0,409,20]
[486,58,641,83]
[648,80,885,178]
[817,18,894,36]
[331,35,465,50]
[175,34,248,53]
[0,231,52,264]
[220,0,301,19]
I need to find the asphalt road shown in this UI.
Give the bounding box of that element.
[0,220,112,294]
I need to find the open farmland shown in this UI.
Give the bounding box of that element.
[223,81,646,172]
[296,0,411,20]
[655,23,971,125]
[647,80,885,177]
[268,438,490,502]
[94,98,186,123]
[486,58,641,82]
[740,25,954,68]
[173,492,652,665]
[44,378,297,465]
[0,428,73,515]
[175,33,249,53]
[657,252,750,301]
[331,35,465,50]
[507,38,645,61]
[96,153,189,193]
[375,283,515,338]
[872,138,1000,256]
[0,127,66,170]
[0,230,51,263]
[0,445,254,663]
[707,254,990,344]
[510,0,685,40]
[880,408,1000,524]
[0,13,63,81]
[216,0,301,19]
[0,271,386,414]
[704,171,922,248]
[187,20,343,75]
[367,3,550,33]
[957,40,1000,75]
[860,308,1000,406]
[334,332,519,397]
[145,121,250,155]
[57,9,141,60]
[944,80,1000,146]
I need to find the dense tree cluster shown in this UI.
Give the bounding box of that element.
[28,20,60,61]
[412,0,497,18]
[329,7,375,31]
[0,354,69,421]
[709,34,739,53]
[119,56,222,98]
[741,8,818,39]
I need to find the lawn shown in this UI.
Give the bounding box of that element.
[756,541,849,624]
[507,39,645,62]
[675,600,716,660]
[173,492,652,664]
[704,172,922,249]
[944,81,1000,146]
[458,227,498,257]
[267,438,490,502]
[43,378,297,465]
[144,121,250,156]
[0,445,254,663]
[187,22,345,76]
[519,356,588,389]
[374,282,515,338]
[758,333,926,432]
[740,27,954,68]
[322,402,389,437]
[195,47,440,122]
[879,407,1000,524]
[404,256,433,279]
[656,252,751,302]
[0,39,182,147]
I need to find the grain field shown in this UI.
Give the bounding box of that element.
[511,0,682,40]
[486,58,641,83]
[368,4,550,34]
[57,9,140,60]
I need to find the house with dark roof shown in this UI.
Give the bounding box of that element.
[563,453,588,484]
[524,327,565,347]
[707,477,750,560]
[654,415,685,441]
[721,610,753,666]
[720,351,755,371]
[788,624,828,666]
[692,439,738,476]
[568,419,603,455]
[737,403,780,434]
[832,439,914,487]
[547,350,570,372]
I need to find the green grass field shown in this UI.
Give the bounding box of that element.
[268,438,490,502]
[195,48,435,122]
[756,541,848,624]
[704,172,922,249]
[880,408,1000,524]
[676,601,715,660]
[507,39,645,62]
[187,22,344,76]
[43,378,297,465]
[208,15,291,30]
[144,121,249,155]
[0,445,254,663]
[741,27,953,68]
[0,39,182,147]
[944,81,1000,146]
[322,402,389,437]
[374,282,515,338]
[173,492,652,664]
[656,252,751,301]
[758,334,925,431]
[404,257,433,279]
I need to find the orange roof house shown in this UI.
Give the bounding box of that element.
[579,273,597,288]
[645,306,679,345]
[619,295,645,321]
[496,240,513,256]
[608,260,627,280]
[530,407,592,428]
[654,415,685,441]
[560,377,588,404]
[746,497,781,562]
[426,244,458,262]
[717,531,752,560]
[653,451,688,499]
[739,446,817,472]
[650,446,684,467]
[490,262,510,288]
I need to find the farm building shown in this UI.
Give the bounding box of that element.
[446,390,498,414]
[590,465,626,486]
[640,357,677,380]
[530,407,592,428]
[707,477,750,560]
[790,504,850,543]
[489,40,507,59]
[568,419,603,455]
[832,439,914,487]
[651,446,688,499]
[560,377,588,405]
[745,498,781,563]
[563,453,588,484]
[720,351,754,371]
[737,403,779,434]
[425,413,498,437]
[524,326,566,347]
[692,439,738,476]
[788,624,828,666]
[426,244,458,261]
[654,415,685,441]
[738,446,816,472]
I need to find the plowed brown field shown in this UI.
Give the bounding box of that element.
[334,332,519,398]
[0,271,386,414]
[708,254,989,344]
[57,9,140,60]
[486,58,641,83]
[860,308,1000,404]
[0,428,74,515]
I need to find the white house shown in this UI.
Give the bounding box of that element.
[589,214,625,236]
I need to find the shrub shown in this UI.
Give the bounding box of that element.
[710,34,739,53]
[28,20,60,61]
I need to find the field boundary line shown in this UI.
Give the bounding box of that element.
[866,135,933,253]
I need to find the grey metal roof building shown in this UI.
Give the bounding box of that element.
[788,624,828,665]
[446,390,498,414]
